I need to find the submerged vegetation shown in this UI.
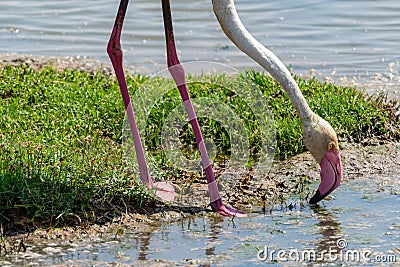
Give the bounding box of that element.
[0,65,399,230]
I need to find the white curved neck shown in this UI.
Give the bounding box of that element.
[212,0,313,120]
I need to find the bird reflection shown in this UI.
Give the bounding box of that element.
[205,215,225,257]
[137,231,152,261]
[311,205,344,261]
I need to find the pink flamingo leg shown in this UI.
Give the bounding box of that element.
[107,0,176,202]
[161,0,246,217]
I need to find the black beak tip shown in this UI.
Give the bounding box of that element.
[309,190,323,205]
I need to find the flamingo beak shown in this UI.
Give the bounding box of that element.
[309,149,342,204]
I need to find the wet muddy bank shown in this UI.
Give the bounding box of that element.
[0,53,114,74]
[3,139,398,234]
[2,140,399,259]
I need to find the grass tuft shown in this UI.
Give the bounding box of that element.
[246,70,400,158]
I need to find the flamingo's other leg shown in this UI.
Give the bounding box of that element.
[161,0,246,217]
[107,0,176,202]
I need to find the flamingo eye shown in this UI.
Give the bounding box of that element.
[327,142,335,151]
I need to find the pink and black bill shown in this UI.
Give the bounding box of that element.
[309,149,342,204]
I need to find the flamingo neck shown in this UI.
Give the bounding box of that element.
[212,0,313,120]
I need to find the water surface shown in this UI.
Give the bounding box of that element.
[3,172,399,266]
[1,0,400,95]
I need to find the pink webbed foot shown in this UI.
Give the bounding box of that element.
[210,199,247,217]
[153,181,177,202]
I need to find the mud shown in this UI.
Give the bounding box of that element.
[2,140,399,257]
[0,53,114,74]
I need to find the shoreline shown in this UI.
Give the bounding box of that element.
[0,53,113,74]
[0,54,399,256]
[1,53,400,101]
[2,140,399,236]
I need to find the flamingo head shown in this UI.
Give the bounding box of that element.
[302,113,342,204]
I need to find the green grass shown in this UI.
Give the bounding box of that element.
[0,65,399,226]
[247,71,400,158]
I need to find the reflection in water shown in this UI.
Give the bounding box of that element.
[312,205,342,250]
[138,231,152,261]
[205,216,224,257]
[312,205,343,262]
[134,215,226,264]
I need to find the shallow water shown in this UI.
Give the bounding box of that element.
[3,172,399,266]
[1,0,400,96]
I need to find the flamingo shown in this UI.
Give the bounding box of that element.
[107,0,342,217]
